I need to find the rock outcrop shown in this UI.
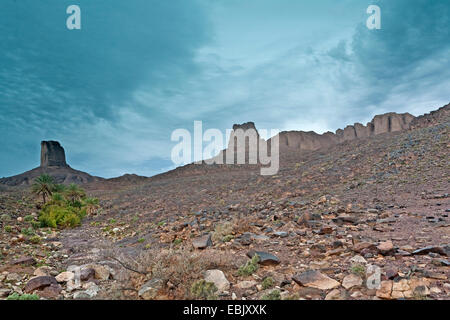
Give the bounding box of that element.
[276,112,415,152]
[210,111,418,165]
[40,141,68,167]
[410,103,450,129]
[0,141,102,187]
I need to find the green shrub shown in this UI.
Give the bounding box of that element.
[29,235,42,244]
[351,264,366,278]
[173,238,183,246]
[24,215,34,222]
[222,235,234,243]
[283,293,300,300]
[30,221,41,229]
[238,254,260,276]
[39,203,86,228]
[21,227,35,236]
[4,225,13,233]
[190,280,218,300]
[261,277,275,290]
[34,184,95,229]
[261,290,281,300]
[7,293,40,300]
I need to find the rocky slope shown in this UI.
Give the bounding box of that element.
[0,103,448,300]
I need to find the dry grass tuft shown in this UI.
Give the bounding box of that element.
[124,246,236,299]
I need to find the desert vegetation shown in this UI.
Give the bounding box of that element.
[31,175,99,228]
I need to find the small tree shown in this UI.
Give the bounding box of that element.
[32,174,54,204]
[65,184,85,205]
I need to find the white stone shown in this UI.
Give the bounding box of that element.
[204,270,230,293]
[55,271,75,283]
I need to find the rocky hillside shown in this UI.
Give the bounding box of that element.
[0,103,448,301]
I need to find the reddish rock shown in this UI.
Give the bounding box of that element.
[377,240,395,255]
[25,276,58,293]
[11,256,36,266]
[292,270,340,290]
[39,284,62,299]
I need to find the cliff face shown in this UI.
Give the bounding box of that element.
[215,111,419,162]
[40,141,68,167]
[275,112,415,152]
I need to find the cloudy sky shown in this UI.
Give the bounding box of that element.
[1,0,449,178]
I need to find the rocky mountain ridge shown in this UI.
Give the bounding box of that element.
[0,141,101,187]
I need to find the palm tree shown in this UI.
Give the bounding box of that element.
[65,184,85,204]
[52,184,67,193]
[32,174,55,204]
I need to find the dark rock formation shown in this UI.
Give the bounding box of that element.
[0,141,102,187]
[40,141,68,167]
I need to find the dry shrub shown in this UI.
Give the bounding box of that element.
[231,215,254,234]
[127,246,235,299]
[212,221,233,242]
[212,215,256,243]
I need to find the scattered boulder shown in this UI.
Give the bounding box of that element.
[55,271,74,283]
[246,251,280,266]
[138,278,164,300]
[24,276,58,293]
[235,280,257,290]
[204,270,230,293]
[192,234,213,249]
[324,289,346,300]
[0,288,11,298]
[392,279,410,292]
[349,255,367,265]
[342,274,363,289]
[39,284,62,299]
[11,256,36,266]
[273,231,288,238]
[72,282,100,299]
[376,280,393,299]
[377,240,395,256]
[6,273,22,282]
[411,245,449,257]
[34,266,52,277]
[80,268,96,281]
[353,242,377,253]
[292,270,340,290]
[332,215,359,225]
